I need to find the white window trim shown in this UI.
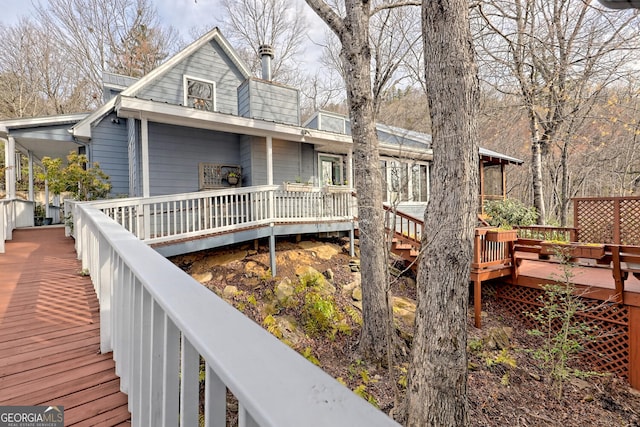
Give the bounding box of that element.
[381,157,430,203]
[317,153,344,186]
[183,74,217,112]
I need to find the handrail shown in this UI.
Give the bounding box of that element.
[73,203,398,426]
[84,185,355,244]
[383,205,423,246]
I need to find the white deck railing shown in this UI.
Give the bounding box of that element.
[81,185,354,244]
[0,198,19,254]
[73,200,398,427]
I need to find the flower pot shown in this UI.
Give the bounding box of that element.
[485,229,518,242]
[540,242,605,259]
[227,176,239,185]
[284,182,313,192]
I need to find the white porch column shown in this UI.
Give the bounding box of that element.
[28,151,34,201]
[141,117,150,198]
[266,136,273,185]
[5,137,16,199]
[347,149,353,187]
[44,180,50,218]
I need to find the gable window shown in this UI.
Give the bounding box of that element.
[184,75,216,111]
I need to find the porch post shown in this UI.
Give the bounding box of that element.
[347,149,353,187]
[140,117,151,239]
[269,225,277,276]
[28,151,34,201]
[6,137,16,199]
[44,181,50,218]
[141,117,150,198]
[266,136,273,185]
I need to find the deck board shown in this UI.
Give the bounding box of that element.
[0,227,130,425]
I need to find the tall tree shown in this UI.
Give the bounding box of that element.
[404,0,479,425]
[34,0,178,107]
[475,0,639,224]
[303,0,418,364]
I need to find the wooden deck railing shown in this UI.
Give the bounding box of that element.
[73,185,355,244]
[383,205,423,246]
[72,202,398,427]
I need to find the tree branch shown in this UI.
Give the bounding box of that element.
[370,1,420,17]
[303,0,346,38]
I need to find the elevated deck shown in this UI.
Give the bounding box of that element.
[0,227,130,425]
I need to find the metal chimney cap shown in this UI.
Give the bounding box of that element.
[258,44,274,58]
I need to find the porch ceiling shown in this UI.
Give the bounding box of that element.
[14,137,83,162]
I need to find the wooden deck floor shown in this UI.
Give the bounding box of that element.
[0,227,130,426]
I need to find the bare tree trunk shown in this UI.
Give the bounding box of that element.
[559,141,570,226]
[405,0,478,425]
[304,0,392,364]
[531,139,546,225]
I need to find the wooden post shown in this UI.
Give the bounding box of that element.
[614,199,621,244]
[629,307,640,390]
[474,279,482,328]
[611,246,625,304]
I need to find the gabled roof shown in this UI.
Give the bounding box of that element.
[73,28,252,140]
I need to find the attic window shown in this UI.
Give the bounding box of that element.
[184,75,216,111]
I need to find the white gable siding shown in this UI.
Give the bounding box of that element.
[147,122,241,196]
[91,113,129,196]
[137,41,245,115]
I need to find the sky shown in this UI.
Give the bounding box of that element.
[1,0,327,51]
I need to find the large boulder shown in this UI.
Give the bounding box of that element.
[298,241,341,260]
[295,266,336,295]
[275,278,295,304]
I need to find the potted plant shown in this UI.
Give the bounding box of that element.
[227,171,240,185]
[484,226,518,242]
[34,203,46,226]
[540,240,605,259]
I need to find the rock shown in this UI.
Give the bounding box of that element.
[274,315,306,346]
[351,300,363,311]
[404,277,416,288]
[295,266,336,295]
[191,272,212,283]
[392,296,417,341]
[323,268,334,281]
[342,273,361,296]
[582,394,594,402]
[570,377,592,391]
[245,261,268,278]
[352,286,362,301]
[298,241,340,260]
[244,277,261,289]
[225,273,236,281]
[275,278,295,304]
[223,285,238,299]
[483,327,513,350]
[190,250,246,272]
[529,372,541,381]
[349,259,360,272]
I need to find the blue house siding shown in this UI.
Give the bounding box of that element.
[91,113,130,196]
[239,135,253,186]
[300,143,316,184]
[147,122,241,196]
[272,139,301,184]
[238,79,300,125]
[138,41,245,115]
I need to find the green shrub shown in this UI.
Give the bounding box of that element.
[484,199,538,227]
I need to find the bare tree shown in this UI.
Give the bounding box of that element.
[0,18,93,118]
[303,0,419,364]
[404,0,479,425]
[214,0,307,85]
[34,0,178,107]
[475,0,640,225]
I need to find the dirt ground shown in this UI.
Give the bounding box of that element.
[170,237,640,426]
